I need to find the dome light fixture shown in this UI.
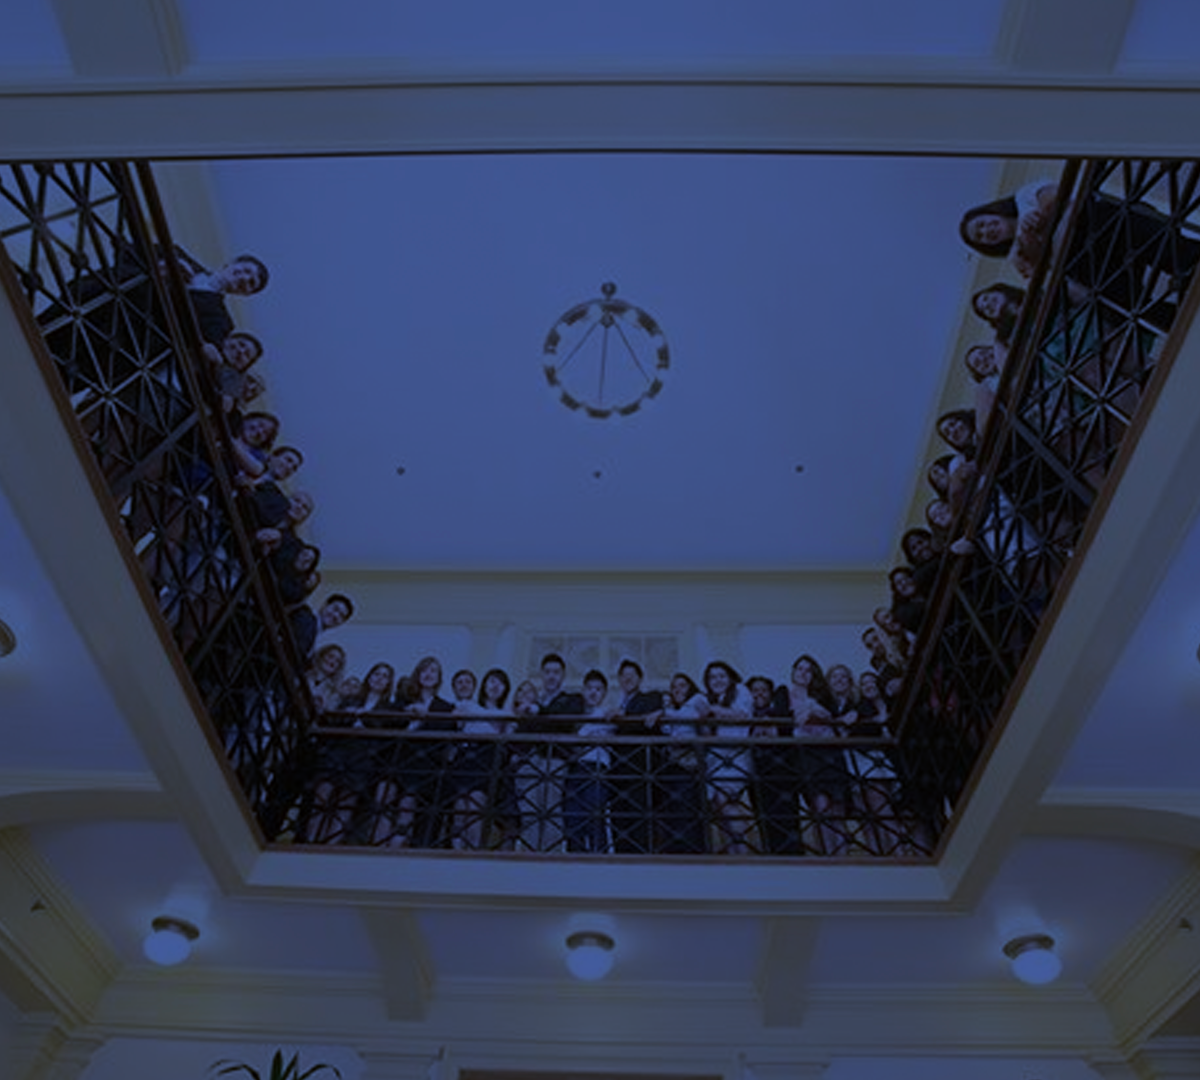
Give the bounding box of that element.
[1003,932,1062,985]
[143,915,200,966]
[565,929,616,981]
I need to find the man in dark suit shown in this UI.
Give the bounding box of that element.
[608,659,663,854]
[289,593,354,660]
[514,653,583,852]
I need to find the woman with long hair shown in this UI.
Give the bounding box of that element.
[783,655,847,857]
[702,660,755,855]
[653,672,711,854]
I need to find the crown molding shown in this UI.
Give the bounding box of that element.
[0,770,167,830]
[1093,857,1200,1052]
[0,828,121,1025]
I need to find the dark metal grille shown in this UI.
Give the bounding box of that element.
[1,157,1196,859]
[0,161,311,839]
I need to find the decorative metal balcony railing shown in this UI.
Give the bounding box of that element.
[1,157,1195,860]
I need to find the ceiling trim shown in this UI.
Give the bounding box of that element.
[90,966,1116,1057]
[1093,857,1200,1053]
[998,0,1135,74]
[48,0,187,79]
[3,80,1200,160]
[1031,789,1200,851]
[0,828,121,1026]
[0,771,168,831]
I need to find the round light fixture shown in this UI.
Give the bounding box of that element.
[565,929,616,981]
[143,915,200,966]
[1003,932,1062,985]
[0,618,16,657]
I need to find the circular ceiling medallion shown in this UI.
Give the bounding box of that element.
[542,282,669,419]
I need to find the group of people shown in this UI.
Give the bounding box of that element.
[302,650,914,857]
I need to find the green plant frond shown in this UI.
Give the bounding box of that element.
[209,1061,262,1080]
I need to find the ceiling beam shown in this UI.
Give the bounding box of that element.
[1030,789,1200,851]
[1094,860,1200,1052]
[48,0,187,79]
[754,917,820,1028]
[0,771,170,831]
[998,0,1135,74]
[2,78,1200,160]
[360,907,435,1021]
[0,829,121,1025]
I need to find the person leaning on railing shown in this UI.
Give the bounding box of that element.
[702,661,756,856]
[651,673,710,854]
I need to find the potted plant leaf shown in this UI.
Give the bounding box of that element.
[209,1050,342,1080]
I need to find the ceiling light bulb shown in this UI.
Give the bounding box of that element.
[143,915,199,966]
[1003,933,1062,985]
[565,930,615,981]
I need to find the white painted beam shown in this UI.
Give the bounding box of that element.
[1,79,1199,160]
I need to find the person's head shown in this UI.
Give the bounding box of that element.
[862,626,886,659]
[337,675,362,702]
[902,527,936,566]
[669,672,700,706]
[298,570,321,599]
[890,566,917,599]
[747,676,774,713]
[874,607,903,638]
[393,675,416,708]
[617,658,644,696]
[937,409,977,453]
[827,663,855,699]
[859,670,882,700]
[479,668,511,709]
[240,371,266,405]
[292,543,320,574]
[451,669,477,702]
[971,283,1025,326]
[239,411,280,450]
[412,656,442,694]
[959,198,1018,257]
[925,498,954,533]
[540,652,566,695]
[704,660,741,706]
[927,455,953,497]
[583,669,608,710]
[216,254,270,296]
[268,446,304,481]
[221,331,263,371]
[514,679,539,708]
[287,491,315,526]
[363,662,395,698]
[320,594,354,630]
[791,654,831,703]
[964,344,998,383]
[312,643,345,679]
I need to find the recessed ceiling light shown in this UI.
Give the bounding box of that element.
[794,464,805,474]
[592,470,603,479]
[395,466,407,476]
[0,618,16,657]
